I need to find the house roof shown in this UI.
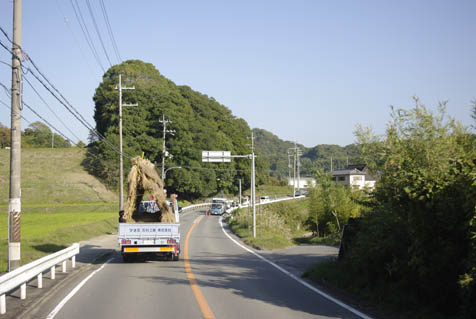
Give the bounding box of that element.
[332,169,365,176]
[344,164,377,181]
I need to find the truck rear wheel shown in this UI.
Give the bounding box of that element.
[173,253,180,261]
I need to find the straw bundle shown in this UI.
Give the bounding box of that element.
[124,156,176,223]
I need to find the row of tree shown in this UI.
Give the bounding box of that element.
[306,101,475,317]
[0,121,74,148]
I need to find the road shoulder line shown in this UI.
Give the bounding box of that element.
[45,258,113,319]
[218,216,373,319]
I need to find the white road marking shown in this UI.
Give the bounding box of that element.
[218,217,373,319]
[46,258,114,319]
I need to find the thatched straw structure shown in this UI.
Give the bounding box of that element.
[124,156,176,223]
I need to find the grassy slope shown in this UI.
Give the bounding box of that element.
[0,148,118,272]
[227,198,310,250]
[0,148,117,204]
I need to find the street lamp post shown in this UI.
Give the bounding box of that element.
[163,166,182,181]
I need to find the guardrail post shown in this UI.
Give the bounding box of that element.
[51,266,55,279]
[1,294,5,314]
[62,261,67,273]
[37,273,43,288]
[20,283,26,300]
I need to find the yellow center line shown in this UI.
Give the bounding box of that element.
[184,215,215,319]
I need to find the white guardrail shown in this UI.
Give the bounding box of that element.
[180,202,211,213]
[0,242,80,314]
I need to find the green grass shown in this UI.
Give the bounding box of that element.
[0,203,117,272]
[227,198,309,250]
[0,148,117,205]
[0,148,120,272]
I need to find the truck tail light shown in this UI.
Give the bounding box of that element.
[167,239,176,244]
[121,239,131,245]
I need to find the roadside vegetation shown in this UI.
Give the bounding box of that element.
[0,148,118,273]
[305,101,476,319]
[0,204,116,273]
[227,199,310,250]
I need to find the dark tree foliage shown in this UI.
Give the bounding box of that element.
[86,60,257,200]
[348,102,476,317]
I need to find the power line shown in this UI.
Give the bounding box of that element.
[23,75,82,143]
[0,81,75,145]
[0,98,31,124]
[85,0,112,67]
[23,66,132,158]
[99,0,121,63]
[70,0,105,73]
[54,0,97,78]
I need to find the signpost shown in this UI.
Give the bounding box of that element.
[201,151,231,163]
[202,147,256,238]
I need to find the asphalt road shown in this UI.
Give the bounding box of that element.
[22,209,370,319]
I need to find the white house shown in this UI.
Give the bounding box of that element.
[332,165,376,190]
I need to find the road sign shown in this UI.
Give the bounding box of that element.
[202,151,231,162]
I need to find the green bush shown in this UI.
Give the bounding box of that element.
[348,101,476,316]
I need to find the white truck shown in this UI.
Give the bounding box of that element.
[118,222,180,262]
[118,199,181,262]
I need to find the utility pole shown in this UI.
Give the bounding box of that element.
[8,0,22,271]
[330,156,333,172]
[238,178,242,207]
[287,150,291,186]
[159,114,175,180]
[251,132,256,238]
[293,142,297,197]
[51,130,54,148]
[116,74,136,211]
[297,147,301,193]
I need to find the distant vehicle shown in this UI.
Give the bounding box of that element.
[241,197,250,206]
[260,196,270,203]
[210,203,225,215]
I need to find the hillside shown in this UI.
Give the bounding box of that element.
[0,148,117,205]
[252,128,363,178]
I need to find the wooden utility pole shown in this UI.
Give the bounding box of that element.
[9,0,22,271]
[116,74,136,211]
[159,115,174,180]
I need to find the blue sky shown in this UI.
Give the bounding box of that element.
[0,0,474,147]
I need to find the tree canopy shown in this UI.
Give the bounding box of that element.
[347,101,476,316]
[86,60,265,199]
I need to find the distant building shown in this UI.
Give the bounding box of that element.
[332,165,376,190]
[287,177,316,189]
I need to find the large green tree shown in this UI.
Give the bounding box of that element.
[87,60,256,199]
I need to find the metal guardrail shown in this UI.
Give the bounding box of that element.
[181,202,211,213]
[0,243,80,314]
